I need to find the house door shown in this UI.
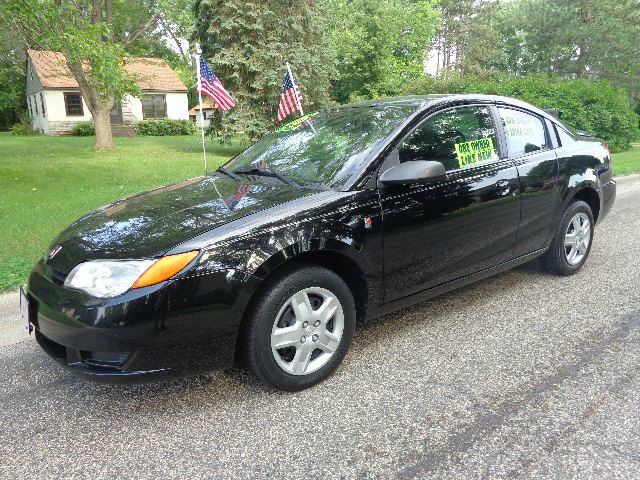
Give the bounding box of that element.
[110,100,123,124]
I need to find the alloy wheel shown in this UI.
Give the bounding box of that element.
[270,287,344,376]
[564,212,591,266]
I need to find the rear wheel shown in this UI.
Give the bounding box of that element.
[244,264,356,391]
[541,200,594,275]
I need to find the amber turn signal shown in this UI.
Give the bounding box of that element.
[132,250,199,289]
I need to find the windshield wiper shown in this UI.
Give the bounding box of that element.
[234,167,300,188]
[215,167,242,180]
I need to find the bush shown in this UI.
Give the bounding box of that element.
[10,123,31,135]
[136,119,195,136]
[402,74,640,152]
[71,121,95,136]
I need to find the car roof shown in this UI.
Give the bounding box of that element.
[340,94,561,124]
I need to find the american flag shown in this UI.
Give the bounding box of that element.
[223,184,267,209]
[197,58,236,112]
[252,158,267,169]
[277,68,303,123]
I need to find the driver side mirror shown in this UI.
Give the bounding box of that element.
[378,160,446,187]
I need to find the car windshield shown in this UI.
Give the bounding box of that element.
[225,105,417,188]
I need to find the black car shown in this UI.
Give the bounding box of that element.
[23,95,616,391]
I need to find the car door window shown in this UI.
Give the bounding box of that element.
[498,108,549,157]
[398,106,499,172]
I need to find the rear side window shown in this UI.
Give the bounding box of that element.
[398,106,499,172]
[555,125,577,146]
[498,108,548,157]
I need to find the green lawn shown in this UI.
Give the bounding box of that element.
[0,133,245,291]
[612,142,640,176]
[0,134,639,292]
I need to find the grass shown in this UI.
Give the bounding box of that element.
[0,133,246,292]
[611,142,640,176]
[0,134,639,292]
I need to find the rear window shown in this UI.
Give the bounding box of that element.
[498,107,549,157]
[555,125,577,146]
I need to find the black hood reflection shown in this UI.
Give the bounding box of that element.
[47,175,316,273]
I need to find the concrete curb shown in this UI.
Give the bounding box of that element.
[615,173,640,187]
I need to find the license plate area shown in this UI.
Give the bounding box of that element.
[19,287,36,334]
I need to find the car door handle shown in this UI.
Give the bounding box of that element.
[495,180,511,196]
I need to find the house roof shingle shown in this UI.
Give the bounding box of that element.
[28,50,188,92]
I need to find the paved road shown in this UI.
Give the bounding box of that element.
[1,176,640,479]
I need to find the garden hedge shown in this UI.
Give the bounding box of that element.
[136,119,195,136]
[71,121,95,136]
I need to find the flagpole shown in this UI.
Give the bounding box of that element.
[195,45,207,173]
[286,62,304,117]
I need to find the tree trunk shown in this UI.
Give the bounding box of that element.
[65,57,115,150]
[92,0,103,23]
[93,106,113,150]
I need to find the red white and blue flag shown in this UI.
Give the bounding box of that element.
[224,184,251,210]
[277,67,303,123]
[197,58,236,112]
[223,184,267,209]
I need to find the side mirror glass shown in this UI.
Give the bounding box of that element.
[378,160,446,187]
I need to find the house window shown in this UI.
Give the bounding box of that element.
[64,92,84,116]
[33,95,38,116]
[27,97,33,117]
[142,94,167,119]
[40,92,45,116]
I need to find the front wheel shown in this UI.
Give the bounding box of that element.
[243,264,356,391]
[541,200,594,275]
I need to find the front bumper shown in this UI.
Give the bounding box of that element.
[27,259,257,383]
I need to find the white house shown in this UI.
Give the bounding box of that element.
[25,50,189,136]
[188,98,219,127]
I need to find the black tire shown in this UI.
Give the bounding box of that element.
[243,263,356,391]
[541,200,594,275]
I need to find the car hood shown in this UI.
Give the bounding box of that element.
[46,175,316,274]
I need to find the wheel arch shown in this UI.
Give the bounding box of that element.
[233,242,369,364]
[253,243,368,321]
[566,184,601,223]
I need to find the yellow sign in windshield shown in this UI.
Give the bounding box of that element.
[454,137,497,168]
[276,111,319,132]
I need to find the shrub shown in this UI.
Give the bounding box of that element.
[136,119,195,136]
[402,74,640,152]
[10,123,31,135]
[71,121,95,136]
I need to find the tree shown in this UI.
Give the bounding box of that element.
[321,0,440,102]
[449,0,640,96]
[0,0,168,149]
[0,28,26,130]
[193,0,335,141]
[430,0,506,77]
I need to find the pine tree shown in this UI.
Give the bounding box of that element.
[193,0,335,141]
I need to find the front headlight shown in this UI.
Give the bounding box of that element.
[64,260,155,298]
[64,250,199,298]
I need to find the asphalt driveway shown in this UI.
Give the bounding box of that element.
[1,176,640,479]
